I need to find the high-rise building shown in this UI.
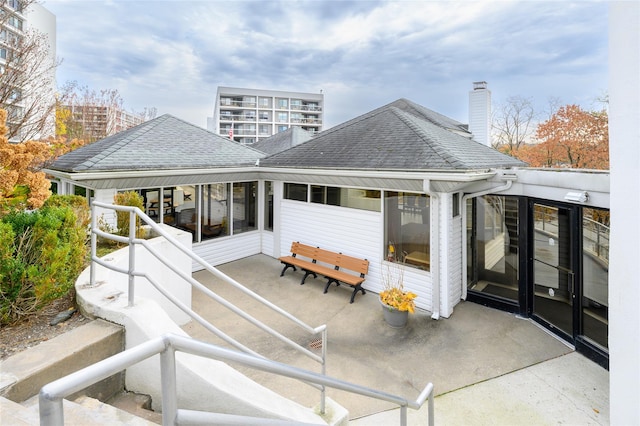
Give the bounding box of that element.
[61,104,146,141]
[1,1,56,141]
[211,87,324,145]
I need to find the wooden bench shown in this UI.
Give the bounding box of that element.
[278,242,369,303]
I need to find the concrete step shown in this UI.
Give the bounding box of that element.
[72,395,159,425]
[8,394,159,425]
[106,391,162,424]
[0,396,34,425]
[0,319,125,403]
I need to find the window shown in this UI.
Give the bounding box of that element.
[452,193,460,217]
[582,207,609,349]
[232,182,257,234]
[259,97,271,108]
[277,112,288,122]
[277,98,288,109]
[264,181,274,231]
[198,183,229,240]
[468,195,519,288]
[284,183,307,201]
[259,124,271,135]
[277,125,288,133]
[385,192,430,270]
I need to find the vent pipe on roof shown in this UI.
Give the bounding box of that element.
[468,81,491,147]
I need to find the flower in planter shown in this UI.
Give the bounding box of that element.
[380,262,417,313]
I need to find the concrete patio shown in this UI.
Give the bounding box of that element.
[182,254,609,424]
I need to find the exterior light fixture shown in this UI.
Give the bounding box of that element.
[564,191,589,203]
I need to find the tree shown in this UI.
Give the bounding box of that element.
[491,96,536,154]
[516,105,609,169]
[57,81,156,142]
[0,108,88,213]
[1,0,60,142]
[0,109,50,212]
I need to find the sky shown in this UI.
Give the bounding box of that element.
[41,0,609,130]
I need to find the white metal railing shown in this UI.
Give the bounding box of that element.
[535,206,609,266]
[89,202,328,411]
[39,334,434,426]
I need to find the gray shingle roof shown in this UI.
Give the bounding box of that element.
[50,114,265,172]
[260,99,525,170]
[251,127,313,155]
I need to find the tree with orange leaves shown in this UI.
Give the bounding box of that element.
[515,105,609,170]
[0,109,51,213]
[0,109,88,214]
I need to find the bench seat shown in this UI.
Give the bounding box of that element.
[278,242,369,303]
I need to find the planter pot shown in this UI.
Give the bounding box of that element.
[380,299,409,328]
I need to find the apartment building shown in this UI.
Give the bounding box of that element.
[1,0,56,141]
[211,87,324,145]
[62,104,146,141]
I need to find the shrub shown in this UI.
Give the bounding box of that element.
[0,200,88,325]
[113,191,144,238]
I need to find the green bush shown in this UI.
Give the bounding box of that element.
[114,191,145,238]
[0,199,88,325]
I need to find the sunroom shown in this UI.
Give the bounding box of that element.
[46,99,525,320]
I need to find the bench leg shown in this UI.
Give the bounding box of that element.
[280,263,297,277]
[350,285,366,304]
[301,270,317,285]
[323,278,340,294]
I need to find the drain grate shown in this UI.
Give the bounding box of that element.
[308,339,323,350]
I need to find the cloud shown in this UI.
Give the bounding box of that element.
[45,0,608,129]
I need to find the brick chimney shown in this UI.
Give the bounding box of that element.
[468,81,491,147]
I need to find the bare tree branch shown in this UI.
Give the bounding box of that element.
[491,95,536,153]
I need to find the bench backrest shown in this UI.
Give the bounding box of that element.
[290,241,319,260]
[290,242,369,276]
[336,253,369,276]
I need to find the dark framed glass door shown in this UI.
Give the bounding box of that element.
[532,203,577,343]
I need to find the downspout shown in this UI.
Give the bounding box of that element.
[430,193,441,320]
[461,174,517,301]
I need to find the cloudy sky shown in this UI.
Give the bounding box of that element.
[41,0,608,130]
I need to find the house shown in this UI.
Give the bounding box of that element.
[46,96,610,371]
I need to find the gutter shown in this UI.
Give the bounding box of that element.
[460,172,518,301]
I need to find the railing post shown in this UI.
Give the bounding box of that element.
[39,393,64,426]
[160,343,178,426]
[400,405,407,426]
[319,327,327,414]
[429,388,435,426]
[128,210,136,307]
[90,203,97,286]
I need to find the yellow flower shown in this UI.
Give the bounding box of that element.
[380,287,417,313]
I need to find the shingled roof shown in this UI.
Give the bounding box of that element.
[49,114,265,172]
[260,99,525,170]
[251,126,313,155]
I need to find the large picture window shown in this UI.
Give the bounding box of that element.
[385,192,430,270]
[264,181,274,231]
[232,182,257,234]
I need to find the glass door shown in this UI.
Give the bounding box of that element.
[532,203,576,341]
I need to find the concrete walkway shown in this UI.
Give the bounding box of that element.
[183,254,609,425]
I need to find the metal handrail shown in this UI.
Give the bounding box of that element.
[89,202,328,411]
[39,334,434,426]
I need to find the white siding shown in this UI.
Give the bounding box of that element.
[262,231,275,257]
[192,231,261,270]
[448,215,463,310]
[93,188,117,229]
[279,199,433,311]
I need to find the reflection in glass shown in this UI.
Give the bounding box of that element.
[233,182,257,235]
[467,196,519,300]
[384,192,430,270]
[582,207,609,349]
